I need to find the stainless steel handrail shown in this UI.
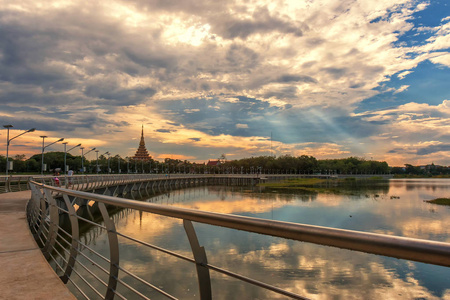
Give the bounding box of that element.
[2,173,379,193]
[2,173,254,193]
[33,181,450,267]
[27,180,450,300]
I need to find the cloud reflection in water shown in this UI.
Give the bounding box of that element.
[77,180,450,299]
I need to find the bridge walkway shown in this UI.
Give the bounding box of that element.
[0,191,75,300]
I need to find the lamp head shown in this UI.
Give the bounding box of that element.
[57,138,64,142]
[3,125,13,128]
[27,128,36,132]
[62,142,68,145]
[91,147,96,151]
[76,143,81,147]
[40,135,48,138]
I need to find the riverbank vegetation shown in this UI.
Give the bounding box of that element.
[426,198,450,206]
[0,153,390,175]
[391,164,450,177]
[393,174,450,178]
[258,178,327,188]
[258,178,335,194]
[1,152,448,176]
[257,177,390,195]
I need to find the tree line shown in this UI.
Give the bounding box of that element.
[0,152,399,175]
[220,155,390,174]
[1,152,448,175]
[391,163,450,176]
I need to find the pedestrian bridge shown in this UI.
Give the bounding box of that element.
[1,174,448,299]
[0,173,393,194]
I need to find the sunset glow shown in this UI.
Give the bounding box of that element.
[0,0,449,166]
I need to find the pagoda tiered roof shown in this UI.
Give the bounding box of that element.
[132,125,151,161]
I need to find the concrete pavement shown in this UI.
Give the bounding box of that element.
[0,190,76,300]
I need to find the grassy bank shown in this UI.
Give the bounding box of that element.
[425,198,450,206]
[258,177,392,195]
[258,178,327,188]
[393,174,450,178]
[258,178,336,193]
[258,177,367,194]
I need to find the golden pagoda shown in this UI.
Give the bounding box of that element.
[132,125,151,160]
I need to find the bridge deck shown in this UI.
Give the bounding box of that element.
[0,191,75,300]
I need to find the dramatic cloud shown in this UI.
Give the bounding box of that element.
[0,0,449,165]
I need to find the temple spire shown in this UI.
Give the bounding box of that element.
[133,125,151,161]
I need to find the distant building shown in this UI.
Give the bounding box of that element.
[419,163,441,171]
[132,125,151,161]
[206,160,220,166]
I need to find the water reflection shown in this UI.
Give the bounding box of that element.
[65,179,450,299]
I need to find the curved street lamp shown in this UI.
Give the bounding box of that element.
[95,150,100,174]
[63,142,81,175]
[41,136,64,175]
[82,147,96,173]
[80,147,84,173]
[3,125,36,175]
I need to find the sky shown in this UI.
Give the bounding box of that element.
[0,0,449,166]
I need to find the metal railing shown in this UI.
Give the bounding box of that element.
[27,181,450,299]
[2,173,270,193]
[1,174,155,193]
[2,173,385,194]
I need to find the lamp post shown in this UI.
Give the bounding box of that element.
[62,142,68,173]
[95,150,99,174]
[118,156,121,174]
[3,125,36,175]
[107,153,111,173]
[104,152,111,173]
[80,147,84,173]
[82,148,96,173]
[41,136,64,175]
[126,157,129,174]
[63,142,81,175]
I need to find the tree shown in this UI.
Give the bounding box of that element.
[14,154,26,161]
[29,152,80,173]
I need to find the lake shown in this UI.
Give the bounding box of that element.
[67,178,450,299]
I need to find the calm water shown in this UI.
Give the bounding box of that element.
[67,179,450,299]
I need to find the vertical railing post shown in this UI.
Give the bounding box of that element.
[42,188,60,260]
[17,177,23,191]
[85,175,90,190]
[6,175,11,192]
[60,194,80,283]
[36,186,48,240]
[98,202,120,299]
[28,183,43,234]
[183,220,212,300]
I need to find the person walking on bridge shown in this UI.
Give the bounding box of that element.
[67,169,74,187]
[53,171,60,187]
